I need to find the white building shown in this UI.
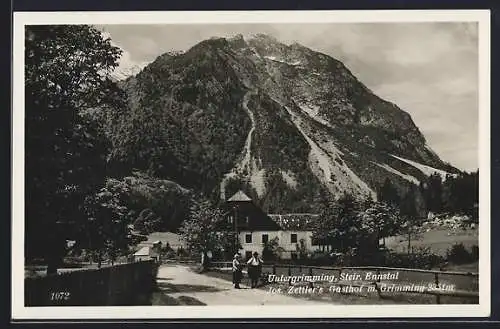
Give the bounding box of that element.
[238,230,320,260]
[222,191,321,260]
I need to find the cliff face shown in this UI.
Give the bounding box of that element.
[111,33,458,212]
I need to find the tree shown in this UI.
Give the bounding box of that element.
[311,191,340,251]
[312,192,364,252]
[377,178,400,208]
[25,25,122,272]
[133,209,162,235]
[179,198,230,265]
[442,170,479,217]
[425,173,444,213]
[82,187,131,268]
[263,237,284,261]
[360,201,402,248]
[296,238,308,260]
[400,185,419,255]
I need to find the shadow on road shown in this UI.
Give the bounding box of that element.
[157,277,174,282]
[157,282,226,293]
[177,296,207,305]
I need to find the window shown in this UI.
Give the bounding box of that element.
[291,233,298,243]
[245,251,253,260]
[262,234,269,244]
[245,233,252,244]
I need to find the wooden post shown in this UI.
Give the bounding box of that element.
[272,264,276,275]
[407,227,411,256]
[308,267,314,288]
[288,266,292,286]
[435,273,441,304]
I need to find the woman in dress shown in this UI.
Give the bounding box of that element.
[232,253,243,289]
[246,252,263,288]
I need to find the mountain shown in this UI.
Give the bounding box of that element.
[110,62,149,82]
[109,33,459,213]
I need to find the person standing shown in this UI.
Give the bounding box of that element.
[232,253,243,289]
[246,252,263,288]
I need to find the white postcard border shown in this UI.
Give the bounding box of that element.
[12,9,491,320]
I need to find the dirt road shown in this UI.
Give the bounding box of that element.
[155,264,328,305]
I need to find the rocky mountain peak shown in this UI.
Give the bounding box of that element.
[114,34,458,212]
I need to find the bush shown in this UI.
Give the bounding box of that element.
[262,237,284,261]
[446,243,477,264]
[383,247,445,269]
[471,245,479,261]
[176,247,190,259]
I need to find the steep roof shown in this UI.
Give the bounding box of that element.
[219,192,281,231]
[227,190,252,202]
[134,246,151,256]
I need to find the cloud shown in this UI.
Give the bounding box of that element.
[375,80,478,171]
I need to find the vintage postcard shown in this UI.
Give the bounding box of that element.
[12,10,490,320]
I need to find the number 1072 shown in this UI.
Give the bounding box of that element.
[50,291,70,301]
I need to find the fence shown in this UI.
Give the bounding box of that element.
[25,260,158,306]
[208,262,478,304]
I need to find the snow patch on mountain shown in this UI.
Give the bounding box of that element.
[374,162,420,185]
[390,154,454,180]
[264,56,302,66]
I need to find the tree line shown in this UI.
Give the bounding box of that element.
[310,170,479,256]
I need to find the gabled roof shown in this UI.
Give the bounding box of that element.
[227,190,252,202]
[134,246,151,256]
[219,193,281,231]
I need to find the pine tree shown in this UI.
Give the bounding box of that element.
[400,185,419,254]
[377,178,401,208]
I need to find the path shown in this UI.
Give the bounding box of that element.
[155,264,327,305]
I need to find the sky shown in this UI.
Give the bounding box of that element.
[100,22,479,172]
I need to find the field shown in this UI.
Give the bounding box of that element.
[142,232,186,250]
[383,227,479,257]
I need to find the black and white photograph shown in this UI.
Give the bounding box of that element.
[12,10,490,319]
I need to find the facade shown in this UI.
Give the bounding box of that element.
[238,230,320,260]
[133,246,159,262]
[222,191,321,260]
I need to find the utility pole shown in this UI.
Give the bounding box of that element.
[233,206,238,254]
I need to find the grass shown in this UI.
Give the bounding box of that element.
[384,228,478,257]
